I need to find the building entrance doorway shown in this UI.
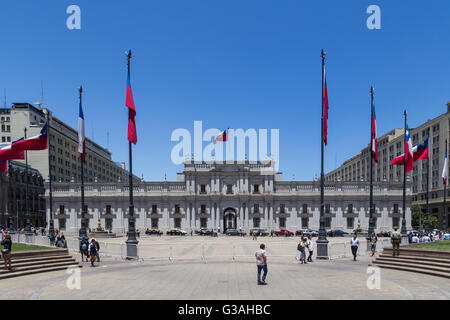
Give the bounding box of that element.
[223,208,237,232]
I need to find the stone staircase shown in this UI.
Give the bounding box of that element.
[0,248,81,280]
[371,247,450,279]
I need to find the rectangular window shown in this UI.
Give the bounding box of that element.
[106,218,113,231]
[174,204,180,214]
[253,218,260,228]
[301,217,309,228]
[106,205,111,214]
[279,217,286,228]
[254,204,259,213]
[59,205,65,215]
[373,217,377,229]
[302,204,308,214]
[348,204,353,214]
[325,204,331,214]
[200,218,207,228]
[201,204,206,214]
[151,218,159,229]
[280,204,285,214]
[174,218,181,228]
[58,218,66,230]
[393,204,399,214]
[152,205,157,214]
[325,217,331,228]
[253,184,259,194]
[227,184,233,194]
[200,184,206,194]
[347,217,354,229]
[392,217,399,229]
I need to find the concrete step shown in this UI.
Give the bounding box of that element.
[0,264,82,280]
[372,260,450,274]
[376,256,450,269]
[370,262,450,279]
[10,249,69,258]
[378,254,450,265]
[11,255,75,264]
[6,258,77,269]
[0,261,80,276]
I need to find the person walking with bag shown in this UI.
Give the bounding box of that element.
[1,234,12,271]
[307,235,314,262]
[350,233,360,261]
[88,239,98,267]
[297,238,307,264]
[255,244,268,285]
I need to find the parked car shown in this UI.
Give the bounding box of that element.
[327,229,349,237]
[198,228,213,236]
[274,229,294,237]
[145,228,162,236]
[297,229,318,237]
[249,228,269,236]
[166,228,187,236]
[225,229,246,236]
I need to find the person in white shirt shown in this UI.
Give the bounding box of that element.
[255,244,268,285]
[307,235,314,262]
[350,233,360,261]
[411,235,419,243]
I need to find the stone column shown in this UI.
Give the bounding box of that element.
[264,203,268,228]
[269,203,273,229]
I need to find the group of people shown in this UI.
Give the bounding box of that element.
[297,236,314,264]
[0,226,47,236]
[79,236,100,267]
[408,230,449,243]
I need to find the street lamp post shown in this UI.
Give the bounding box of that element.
[47,110,55,237]
[78,86,87,240]
[367,86,375,246]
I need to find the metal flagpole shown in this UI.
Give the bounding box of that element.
[401,110,408,237]
[425,137,430,233]
[368,86,375,242]
[24,128,32,237]
[125,50,138,259]
[78,86,87,240]
[316,49,329,259]
[47,111,55,237]
[443,139,447,231]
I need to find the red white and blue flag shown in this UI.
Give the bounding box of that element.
[126,71,137,145]
[323,77,329,146]
[78,99,86,163]
[12,124,48,151]
[392,137,429,165]
[404,124,414,174]
[213,129,228,144]
[0,139,25,161]
[372,104,378,163]
[442,150,448,184]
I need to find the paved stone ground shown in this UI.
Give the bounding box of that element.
[0,251,449,300]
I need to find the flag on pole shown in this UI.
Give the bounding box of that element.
[372,104,378,163]
[78,99,86,163]
[323,78,329,146]
[392,138,429,165]
[126,71,137,144]
[213,129,228,144]
[0,139,25,160]
[0,161,7,172]
[12,124,48,151]
[442,150,448,184]
[404,124,414,174]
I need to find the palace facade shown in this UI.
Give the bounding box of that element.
[47,161,412,235]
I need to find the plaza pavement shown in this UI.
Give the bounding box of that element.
[0,235,449,300]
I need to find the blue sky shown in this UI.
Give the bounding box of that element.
[0,0,449,181]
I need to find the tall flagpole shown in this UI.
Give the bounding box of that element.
[368,86,375,241]
[47,111,55,237]
[425,134,430,233]
[317,49,329,259]
[401,110,408,237]
[125,50,138,259]
[78,86,87,239]
[443,139,447,231]
[24,128,32,236]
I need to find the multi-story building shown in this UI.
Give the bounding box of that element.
[326,102,450,229]
[0,108,12,143]
[47,160,411,235]
[0,161,45,228]
[4,102,139,184]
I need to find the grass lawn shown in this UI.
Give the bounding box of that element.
[406,241,450,251]
[11,243,55,252]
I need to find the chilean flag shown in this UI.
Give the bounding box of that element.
[78,100,86,163]
[442,150,448,184]
[404,125,414,174]
[12,124,48,151]
[126,71,137,145]
[213,129,228,144]
[392,138,429,165]
[372,104,378,163]
[0,139,25,161]
[323,77,329,146]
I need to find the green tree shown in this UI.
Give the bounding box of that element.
[411,204,439,230]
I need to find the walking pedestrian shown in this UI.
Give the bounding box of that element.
[80,236,89,262]
[93,239,100,262]
[1,234,12,271]
[255,244,268,285]
[297,238,307,264]
[253,231,258,241]
[88,239,97,267]
[350,233,360,261]
[370,232,378,256]
[307,235,314,262]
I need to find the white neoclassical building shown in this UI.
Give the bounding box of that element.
[47,161,412,235]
